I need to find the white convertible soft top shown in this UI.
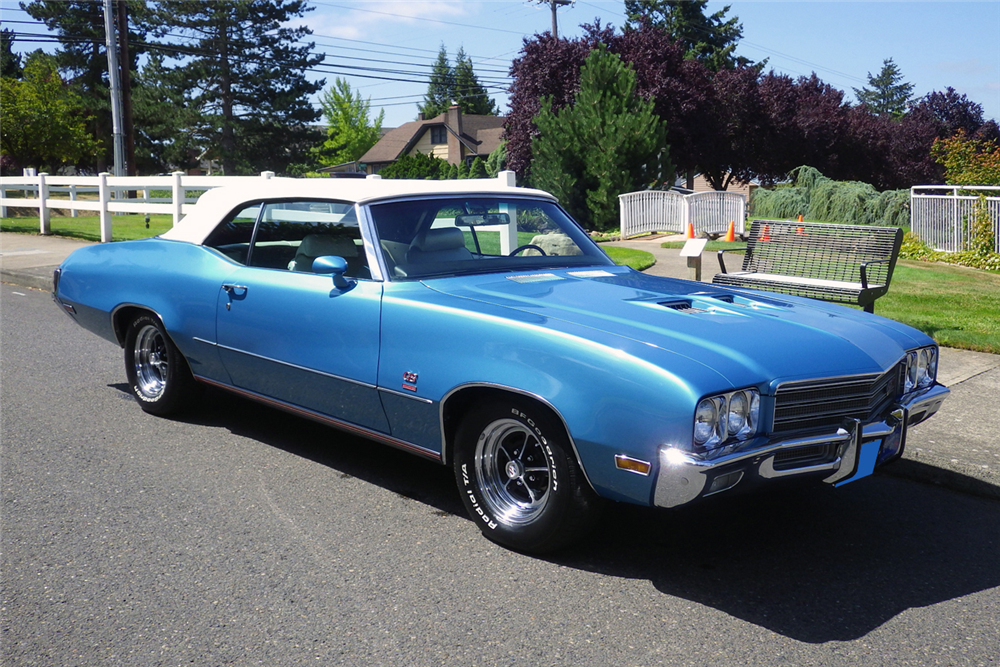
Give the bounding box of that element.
[159,177,555,245]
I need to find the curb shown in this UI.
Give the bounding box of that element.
[1,266,55,292]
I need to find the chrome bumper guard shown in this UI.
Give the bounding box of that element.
[653,383,950,509]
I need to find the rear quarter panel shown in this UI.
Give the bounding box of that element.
[57,238,239,382]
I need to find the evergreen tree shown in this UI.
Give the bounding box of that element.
[624,0,750,71]
[418,45,497,118]
[1,28,23,78]
[418,45,454,119]
[853,58,913,118]
[314,77,384,167]
[452,48,498,116]
[468,156,488,179]
[531,46,670,230]
[147,0,324,175]
[130,52,202,173]
[485,141,506,177]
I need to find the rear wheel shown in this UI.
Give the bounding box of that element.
[124,314,197,416]
[453,397,601,553]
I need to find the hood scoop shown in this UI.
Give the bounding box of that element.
[658,299,709,314]
[657,293,745,314]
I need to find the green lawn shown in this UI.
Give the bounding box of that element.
[1,214,174,241]
[661,239,747,253]
[874,260,1000,354]
[602,245,656,271]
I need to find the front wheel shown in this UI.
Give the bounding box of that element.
[124,314,198,416]
[453,398,601,553]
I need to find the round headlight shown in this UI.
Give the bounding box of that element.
[727,392,748,436]
[918,348,936,388]
[694,399,718,446]
[925,349,938,385]
[905,351,919,392]
[748,391,760,431]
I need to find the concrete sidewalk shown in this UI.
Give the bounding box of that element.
[3,230,999,500]
[0,231,93,291]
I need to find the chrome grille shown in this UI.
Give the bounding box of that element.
[773,363,904,432]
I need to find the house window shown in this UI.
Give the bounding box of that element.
[430,126,447,144]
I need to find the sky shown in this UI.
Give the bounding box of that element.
[3,0,999,129]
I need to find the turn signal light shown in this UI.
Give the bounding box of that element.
[615,454,651,476]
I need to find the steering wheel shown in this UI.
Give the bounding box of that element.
[508,244,547,257]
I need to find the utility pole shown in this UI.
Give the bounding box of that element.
[537,0,572,39]
[103,0,125,177]
[116,0,135,177]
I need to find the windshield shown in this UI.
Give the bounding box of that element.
[368,196,613,280]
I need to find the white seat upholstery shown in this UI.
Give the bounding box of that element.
[289,234,358,273]
[406,227,472,264]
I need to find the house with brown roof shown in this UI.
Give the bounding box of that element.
[688,173,758,202]
[359,105,505,174]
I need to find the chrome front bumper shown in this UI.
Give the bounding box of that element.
[653,383,950,508]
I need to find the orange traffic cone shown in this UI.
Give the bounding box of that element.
[796,226,806,235]
[724,220,735,242]
[685,222,695,239]
[760,224,771,242]
[797,214,804,222]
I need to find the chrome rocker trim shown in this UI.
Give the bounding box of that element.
[653,383,950,509]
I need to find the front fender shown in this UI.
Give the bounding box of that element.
[378,282,734,504]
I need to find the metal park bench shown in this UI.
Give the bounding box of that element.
[712,220,903,313]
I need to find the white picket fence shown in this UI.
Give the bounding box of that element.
[0,170,284,242]
[619,189,746,239]
[910,185,1000,253]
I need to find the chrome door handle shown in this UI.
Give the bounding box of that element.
[222,284,248,309]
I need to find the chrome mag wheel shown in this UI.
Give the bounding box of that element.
[132,323,169,400]
[474,417,552,526]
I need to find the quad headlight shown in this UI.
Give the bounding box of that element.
[693,388,760,453]
[904,346,938,394]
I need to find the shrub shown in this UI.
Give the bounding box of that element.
[750,166,910,226]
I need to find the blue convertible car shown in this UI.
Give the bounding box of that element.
[53,175,950,552]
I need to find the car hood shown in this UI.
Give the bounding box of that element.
[422,267,929,392]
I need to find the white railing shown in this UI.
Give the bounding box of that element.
[0,171,283,242]
[619,189,745,239]
[910,185,1000,253]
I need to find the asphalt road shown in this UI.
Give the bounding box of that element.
[3,284,999,666]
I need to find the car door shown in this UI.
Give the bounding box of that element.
[211,199,389,432]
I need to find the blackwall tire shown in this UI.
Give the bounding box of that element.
[123,314,198,416]
[453,397,601,553]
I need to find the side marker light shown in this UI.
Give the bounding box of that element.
[614,454,651,476]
